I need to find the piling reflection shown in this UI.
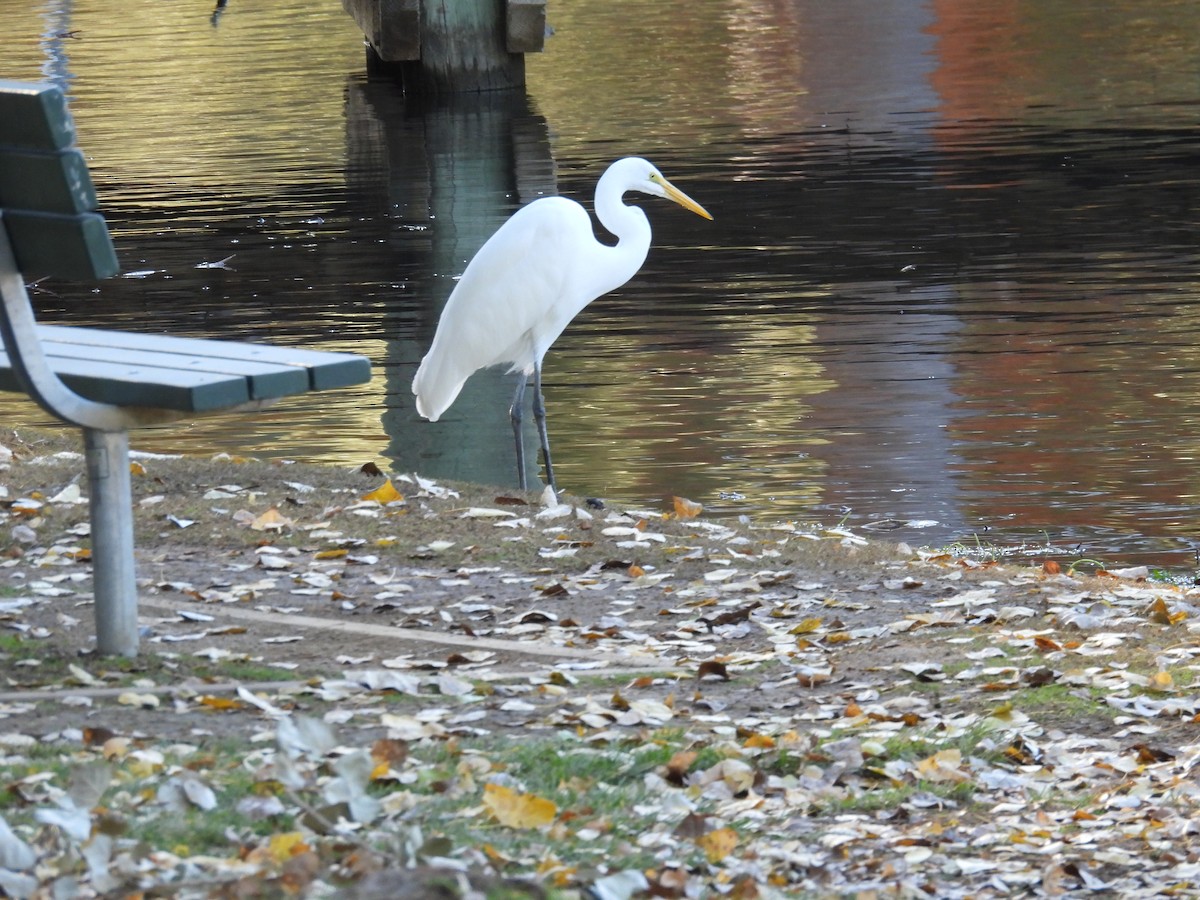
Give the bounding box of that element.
[345,80,557,487]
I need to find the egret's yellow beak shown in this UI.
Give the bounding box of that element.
[657,175,713,220]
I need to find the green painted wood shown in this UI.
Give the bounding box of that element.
[38,338,310,399]
[0,349,252,411]
[39,325,373,392]
[0,325,371,412]
[0,81,75,151]
[0,148,97,215]
[3,211,119,280]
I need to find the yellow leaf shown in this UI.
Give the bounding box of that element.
[791,618,823,635]
[198,695,244,711]
[1147,597,1180,625]
[250,507,293,532]
[129,461,147,476]
[672,496,703,519]
[915,748,971,783]
[482,844,512,863]
[697,826,738,863]
[363,480,403,505]
[1151,670,1175,691]
[314,548,349,560]
[743,733,775,750]
[269,832,310,862]
[482,783,557,828]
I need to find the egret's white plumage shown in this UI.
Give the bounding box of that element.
[412,156,712,490]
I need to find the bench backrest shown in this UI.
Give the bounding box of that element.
[0,80,119,281]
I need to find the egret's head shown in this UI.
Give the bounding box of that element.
[611,157,713,220]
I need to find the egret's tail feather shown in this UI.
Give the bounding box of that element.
[412,352,467,423]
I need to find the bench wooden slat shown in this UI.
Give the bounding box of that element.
[39,325,373,391]
[3,211,120,280]
[39,337,311,399]
[0,347,252,410]
[0,80,75,151]
[0,148,97,215]
[0,325,373,411]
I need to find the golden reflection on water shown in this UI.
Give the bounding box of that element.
[4,0,1200,563]
[7,0,365,198]
[546,308,834,505]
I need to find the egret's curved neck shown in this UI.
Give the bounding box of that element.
[589,169,653,296]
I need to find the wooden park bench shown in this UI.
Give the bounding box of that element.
[0,80,371,657]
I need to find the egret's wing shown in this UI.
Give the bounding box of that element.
[412,198,592,421]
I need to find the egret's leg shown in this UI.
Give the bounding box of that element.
[510,375,529,491]
[532,363,557,494]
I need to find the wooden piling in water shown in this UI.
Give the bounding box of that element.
[342,0,546,93]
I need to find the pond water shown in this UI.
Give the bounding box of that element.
[5,0,1200,570]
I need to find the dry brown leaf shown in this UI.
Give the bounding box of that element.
[493,495,529,506]
[665,751,698,785]
[371,738,409,768]
[697,660,730,681]
[82,726,117,747]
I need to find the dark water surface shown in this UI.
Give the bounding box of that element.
[5,0,1200,569]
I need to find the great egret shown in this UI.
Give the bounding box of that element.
[411,156,712,493]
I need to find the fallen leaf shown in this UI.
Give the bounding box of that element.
[665,751,698,786]
[483,783,557,828]
[251,507,294,532]
[269,831,311,862]
[362,480,403,505]
[697,826,738,863]
[915,748,971,783]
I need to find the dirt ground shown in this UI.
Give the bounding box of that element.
[0,425,1180,745]
[6,429,1200,897]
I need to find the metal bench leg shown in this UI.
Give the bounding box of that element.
[83,428,138,657]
